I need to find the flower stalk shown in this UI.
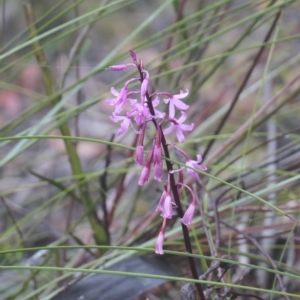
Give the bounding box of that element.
[107,51,207,299]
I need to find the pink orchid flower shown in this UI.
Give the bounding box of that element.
[162,89,190,118]
[163,112,194,143]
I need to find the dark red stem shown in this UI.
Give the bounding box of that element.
[137,65,205,300]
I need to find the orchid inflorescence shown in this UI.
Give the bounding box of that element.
[107,50,207,254]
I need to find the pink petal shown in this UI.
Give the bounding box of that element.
[161,194,173,219]
[186,168,199,180]
[134,114,144,126]
[107,98,116,106]
[109,114,122,122]
[173,98,189,110]
[154,162,163,182]
[135,145,144,166]
[169,102,175,118]
[110,87,119,97]
[199,165,207,171]
[180,202,196,227]
[129,98,137,105]
[177,111,187,124]
[156,191,167,212]
[154,109,166,119]
[109,64,128,71]
[153,144,161,165]
[163,124,174,135]
[114,93,127,114]
[152,97,160,107]
[141,78,149,97]
[138,165,151,186]
[155,231,164,255]
[186,159,207,179]
[180,123,194,132]
[196,154,203,163]
[175,126,185,143]
[163,97,170,104]
[117,118,130,136]
[174,89,189,99]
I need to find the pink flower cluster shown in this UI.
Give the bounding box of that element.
[107,51,207,254]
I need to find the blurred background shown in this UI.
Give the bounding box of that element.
[0,0,300,299]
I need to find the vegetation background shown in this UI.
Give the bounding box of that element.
[0,0,300,299]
